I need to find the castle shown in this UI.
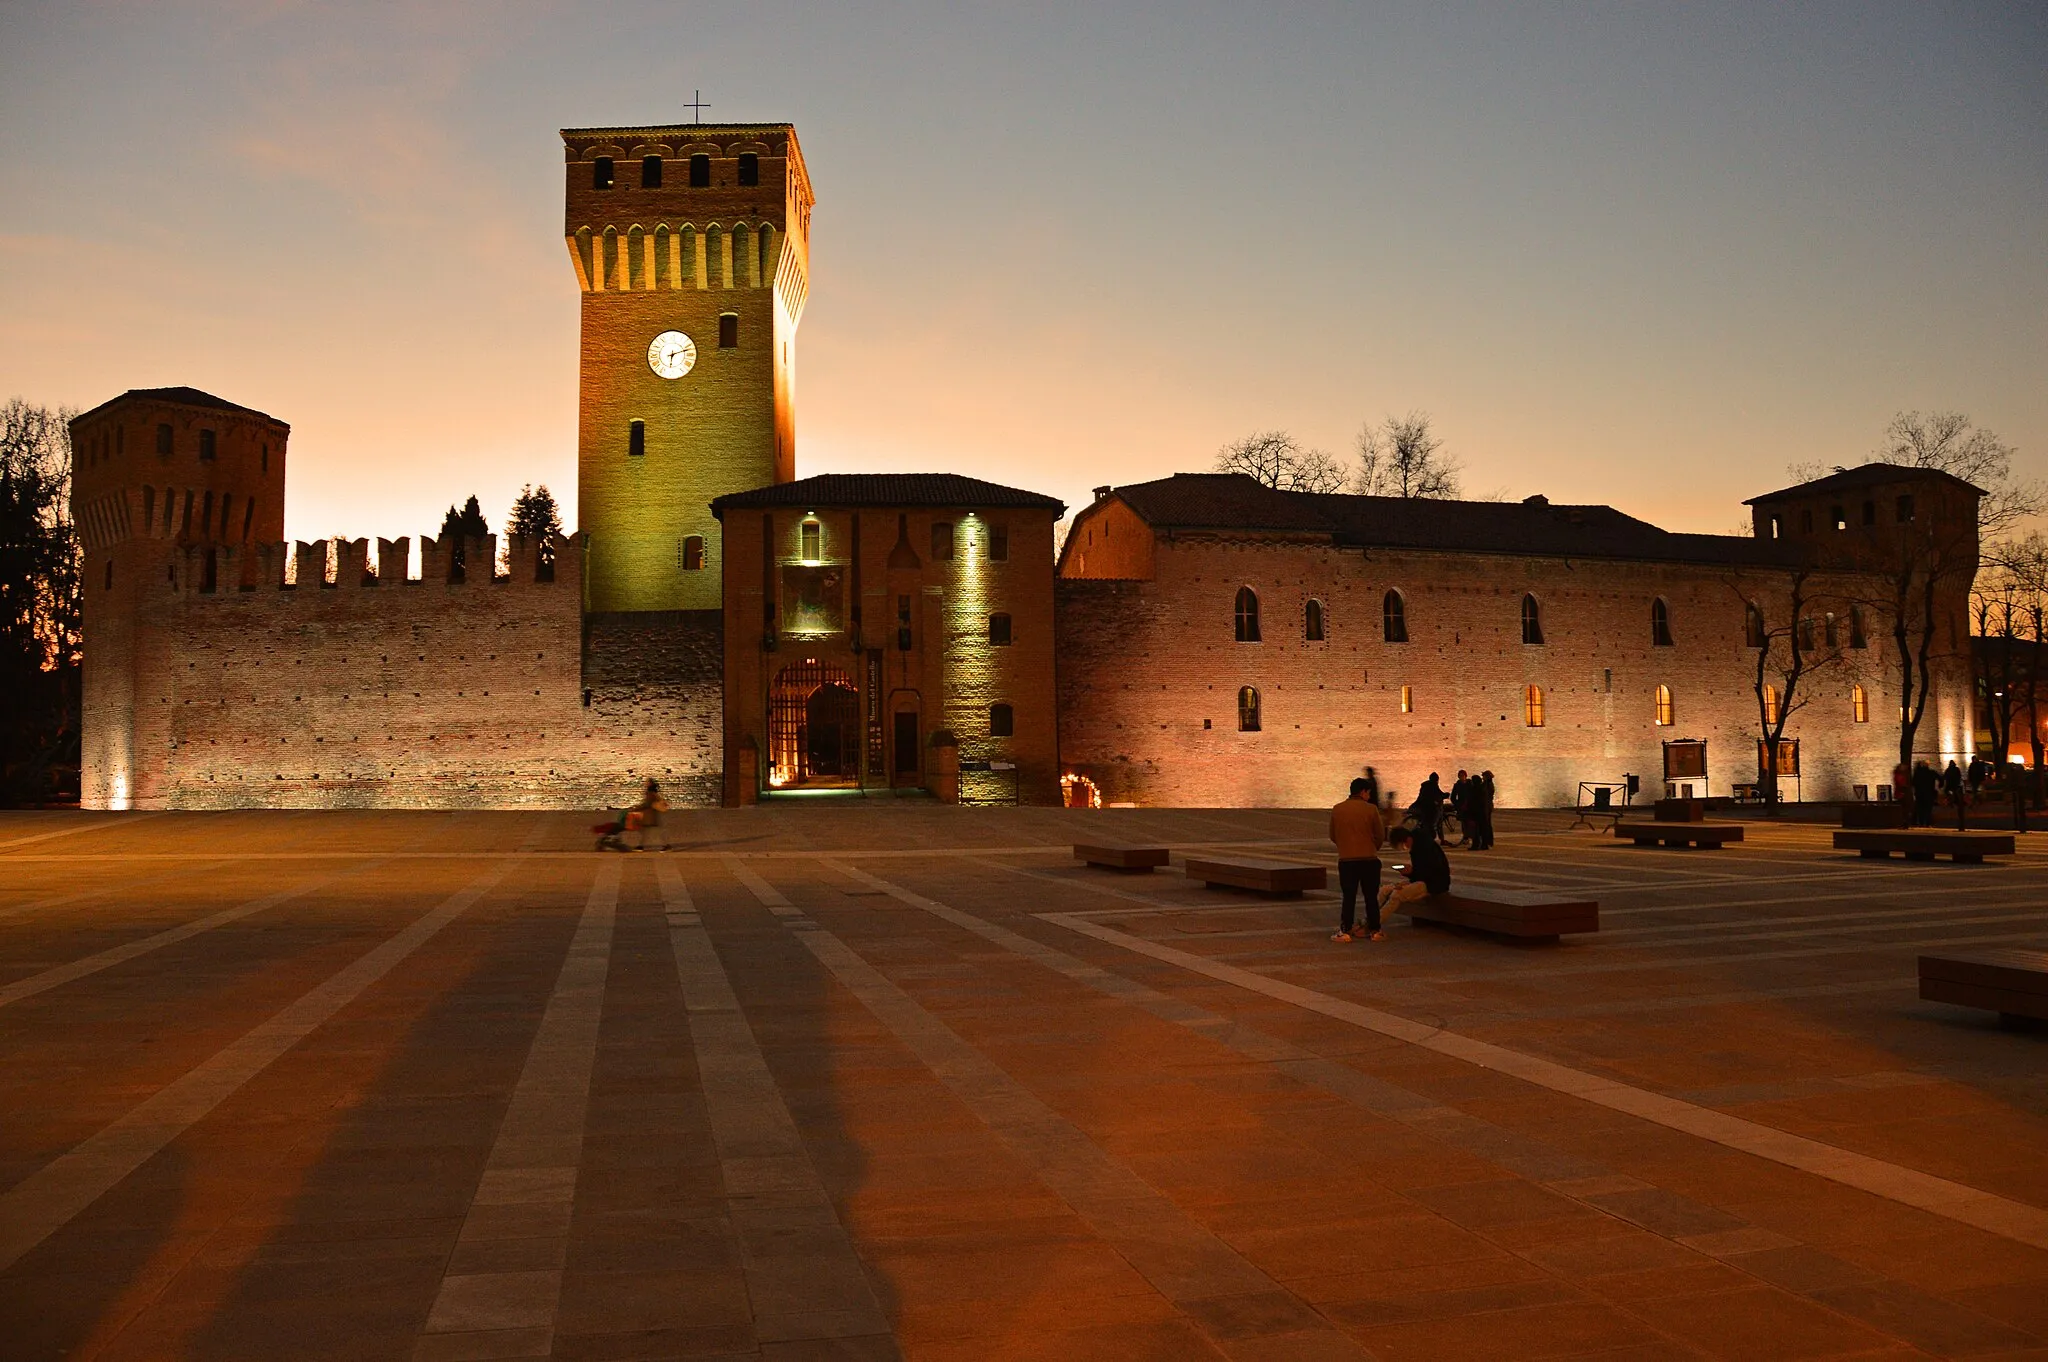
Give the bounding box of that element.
[70,120,1980,812]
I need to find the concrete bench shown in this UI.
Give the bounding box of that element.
[1399,888,1599,943]
[1834,830,2015,863]
[1653,798,1706,823]
[1614,821,1745,849]
[1073,843,1171,873]
[1919,949,2048,1025]
[1841,802,1908,829]
[1183,856,1326,896]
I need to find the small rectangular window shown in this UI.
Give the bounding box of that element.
[800,519,821,562]
[718,313,738,348]
[988,524,1009,561]
[988,613,1012,646]
[1897,493,1915,523]
[689,153,710,187]
[931,522,954,560]
[1862,500,1876,525]
[156,423,173,457]
[199,429,217,461]
[989,702,1013,737]
[681,534,704,570]
[628,420,645,457]
[641,155,662,187]
[1399,685,1413,714]
[592,156,615,190]
[738,152,759,186]
[1831,505,1846,530]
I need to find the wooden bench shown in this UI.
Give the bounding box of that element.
[1653,798,1706,823]
[1073,843,1171,873]
[1919,949,2048,1025]
[1833,830,2015,863]
[1841,802,1908,829]
[1182,856,1326,896]
[1614,821,1745,849]
[1399,888,1599,943]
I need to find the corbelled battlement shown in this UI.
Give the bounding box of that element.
[165,533,581,598]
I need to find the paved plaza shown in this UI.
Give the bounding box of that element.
[1,805,2045,1361]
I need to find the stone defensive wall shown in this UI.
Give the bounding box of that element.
[89,532,721,810]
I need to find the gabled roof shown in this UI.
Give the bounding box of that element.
[711,473,1065,517]
[1096,473,1798,568]
[1744,461,1985,505]
[72,387,285,426]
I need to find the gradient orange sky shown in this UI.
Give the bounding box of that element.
[3,2,2043,543]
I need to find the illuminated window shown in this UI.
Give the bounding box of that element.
[1238,686,1261,732]
[1383,590,1406,643]
[800,519,821,562]
[1234,587,1261,642]
[1655,684,1674,726]
[1850,606,1867,648]
[592,156,614,190]
[988,613,1012,646]
[1896,494,1915,523]
[1304,599,1325,642]
[1651,597,1672,646]
[628,420,645,457]
[689,153,710,187]
[681,535,704,571]
[719,313,738,348]
[1400,685,1413,714]
[738,152,759,186]
[1764,684,1781,724]
[641,155,662,187]
[1745,602,1766,648]
[1852,683,1868,723]
[1524,685,1545,727]
[989,703,1013,737]
[156,423,172,457]
[988,523,1009,561]
[931,521,954,559]
[1521,594,1543,645]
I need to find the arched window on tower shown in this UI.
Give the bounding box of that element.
[1524,685,1545,727]
[738,152,759,186]
[592,156,615,190]
[1764,684,1781,725]
[628,420,645,457]
[689,153,711,187]
[1521,594,1544,645]
[1651,597,1673,646]
[1852,684,1869,723]
[1850,607,1867,648]
[1383,590,1407,643]
[1238,686,1261,732]
[719,313,738,348]
[1234,587,1261,642]
[1745,602,1766,648]
[1655,684,1674,726]
[641,155,662,187]
[1304,599,1325,642]
[681,535,705,571]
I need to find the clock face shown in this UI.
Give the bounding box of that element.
[648,330,697,379]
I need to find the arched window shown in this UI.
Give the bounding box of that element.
[155,423,173,458]
[1304,599,1325,642]
[1852,684,1868,723]
[1797,617,1815,651]
[1745,602,1766,648]
[1237,686,1261,732]
[1824,612,1838,648]
[681,535,705,571]
[1382,590,1407,643]
[1768,514,1782,539]
[1520,594,1543,645]
[592,156,615,190]
[1850,607,1867,649]
[641,155,662,187]
[1763,684,1781,725]
[1523,685,1545,727]
[738,152,760,186]
[689,153,711,187]
[1651,598,1673,647]
[1234,587,1261,642]
[1655,684,1674,726]
[989,703,1014,737]
[628,420,646,457]
[719,313,739,348]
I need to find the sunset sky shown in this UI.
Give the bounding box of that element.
[3,2,2043,544]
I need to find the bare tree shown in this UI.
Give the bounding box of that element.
[1984,534,2048,776]
[1734,566,1847,810]
[1213,431,1348,494]
[1,399,81,803]
[1880,410,2039,537]
[1354,413,1461,499]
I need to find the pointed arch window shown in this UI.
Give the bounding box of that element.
[1651,597,1673,646]
[1237,686,1261,732]
[1234,587,1261,642]
[1852,684,1869,723]
[1382,590,1407,643]
[1764,684,1781,725]
[1655,684,1674,726]
[1304,599,1325,642]
[681,535,705,571]
[1745,602,1766,648]
[1520,594,1544,645]
[1523,685,1545,727]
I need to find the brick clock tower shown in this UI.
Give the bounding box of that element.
[562,122,812,614]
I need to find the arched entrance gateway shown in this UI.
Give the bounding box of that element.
[768,660,861,788]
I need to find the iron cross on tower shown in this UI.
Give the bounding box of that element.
[683,90,709,123]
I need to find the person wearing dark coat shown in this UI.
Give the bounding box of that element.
[1943,760,1967,831]
[1474,770,1497,850]
[1409,773,1445,843]
[1911,761,1939,827]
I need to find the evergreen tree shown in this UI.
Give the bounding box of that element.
[504,484,563,577]
[438,495,489,577]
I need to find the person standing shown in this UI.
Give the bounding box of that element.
[1911,761,1938,827]
[1474,770,1497,850]
[1409,772,1445,844]
[1942,760,1966,831]
[1449,769,1472,846]
[1328,777,1387,943]
[1360,765,1381,809]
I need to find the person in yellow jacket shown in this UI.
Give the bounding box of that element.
[1329,776,1388,942]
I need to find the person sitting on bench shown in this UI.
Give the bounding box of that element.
[1379,824,1451,920]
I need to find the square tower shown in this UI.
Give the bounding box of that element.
[562,122,813,613]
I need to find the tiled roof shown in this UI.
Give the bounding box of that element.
[711,473,1065,516]
[1105,473,1798,567]
[73,387,285,425]
[1743,461,1985,504]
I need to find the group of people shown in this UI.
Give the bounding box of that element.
[1896,757,2032,833]
[1326,768,1473,944]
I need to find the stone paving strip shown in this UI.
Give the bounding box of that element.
[1024,886,2048,1253]
[0,859,238,924]
[833,858,2047,1354]
[415,859,618,1362]
[657,862,892,1350]
[0,857,521,1276]
[0,813,165,852]
[725,857,1373,1360]
[0,858,396,1010]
